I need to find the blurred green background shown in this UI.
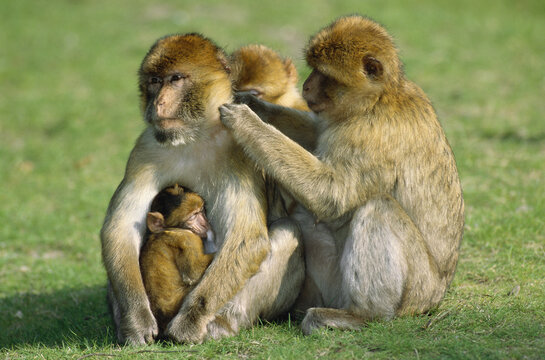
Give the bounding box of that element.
[1,0,544,358]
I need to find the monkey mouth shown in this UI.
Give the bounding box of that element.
[306,101,327,114]
[154,118,182,130]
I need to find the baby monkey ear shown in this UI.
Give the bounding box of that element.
[147,212,166,233]
[362,55,383,80]
[283,58,298,85]
[169,183,185,196]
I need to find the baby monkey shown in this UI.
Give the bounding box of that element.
[139,184,216,334]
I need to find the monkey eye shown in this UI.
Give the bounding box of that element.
[187,213,198,221]
[170,73,188,83]
[149,76,162,85]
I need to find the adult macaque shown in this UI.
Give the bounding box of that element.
[140,185,215,333]
[100,33,303,344]
[220,15,464,334]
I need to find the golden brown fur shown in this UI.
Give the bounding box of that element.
[140,230,213,334]
[140,230,212,332]
[220,15,464,334]
[140,185,214,333]
[231,45,316,218]
[231,44,309,111]
[101,33,303,344]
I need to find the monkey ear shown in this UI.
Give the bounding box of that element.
[362,56,383,80]
[218,55,231,75]
[283,58,298,84]
[174,183,184,195]
[147,212,165,233]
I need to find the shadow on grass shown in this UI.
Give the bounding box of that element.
[0,283,302,350]
[0,285,116,348]
[479,129,545,143]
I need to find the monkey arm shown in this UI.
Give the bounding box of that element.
[220,104,369,222]
[100,135,166,344]
[235,92,319,151]
[166,177,270,343]
[261,105,319,151]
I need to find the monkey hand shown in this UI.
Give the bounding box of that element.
[219,103,261,130]
[118,305,158,345]
[234,92,270,116]
[234,91,258,106]
[206,315,237,340]
[164,301,212,344]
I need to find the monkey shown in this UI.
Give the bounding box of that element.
[230,44,317,153]
[146,183,217,254]
[100,33,303,345]
[231,44,317,220]
[140,185,215,333]
[230,44,309,112]
[219,15,464,335]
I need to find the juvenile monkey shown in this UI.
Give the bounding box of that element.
[220,15,464,334]
[140,185,215,333]
[231,44,309,111]
[100,33,303,344]
[231,45,316,218]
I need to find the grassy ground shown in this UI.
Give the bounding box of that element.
[1,0,544,358]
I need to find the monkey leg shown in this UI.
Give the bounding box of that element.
[107,282,121,331]
[104,236,158,345]
[291,205,343,312]
[301,195,444,335]
[206,218,304,340]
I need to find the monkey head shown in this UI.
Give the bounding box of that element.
[148,184,210,239]
[303,15,403,118]
[230,45,298,103]
[138,33,233,146]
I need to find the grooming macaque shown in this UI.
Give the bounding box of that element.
[100,33,303,344]
[220,15,464,334]
[140,185,214,333]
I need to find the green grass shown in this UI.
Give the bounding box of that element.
[1,0,544,358]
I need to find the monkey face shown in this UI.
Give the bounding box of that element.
[142,71,205,146]
[169,193,210,239]
[138,34,232,146]
[179,208,210,239]
[302,69,334,114]
[149,185,211,239]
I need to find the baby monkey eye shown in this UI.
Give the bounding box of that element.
[187,212,198,221]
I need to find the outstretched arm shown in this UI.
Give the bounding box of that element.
[235,92,319,151]
[220,104,368,221]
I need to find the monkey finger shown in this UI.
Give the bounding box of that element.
[218,104,233,127]
[165,312,207,344]
[143,332,156,344]
[234,91,259,105]
[219,104,242,128]
[122,330,152,346]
